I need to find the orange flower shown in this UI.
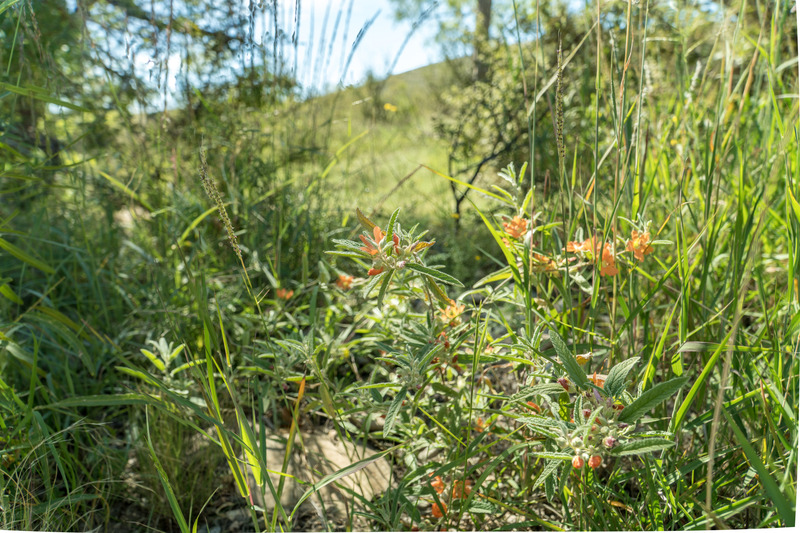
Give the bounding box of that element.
[367,267,384,276]
[566,236,602,255]
[429,474,445,494]
[531,252,559,273]
[475,417,486,433]
[503,216,528,239]
[431,502,447,519]
[452,480,473,499]
[439,299,465,327]
[572,456,585,469]
[359,226,384,256]
[599,244,618,277]
[589,372,607,388]
[335,274,354,290]
[588,455,603,469]
[575,353,592,364]
[437,331,450,349]
[626,230,654,261]
[276,288,294,300]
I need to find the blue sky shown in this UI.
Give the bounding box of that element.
[269,0,442,93]
[127,0,442,105]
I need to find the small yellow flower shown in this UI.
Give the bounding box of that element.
[383,103,398,112]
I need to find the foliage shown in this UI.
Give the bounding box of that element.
[1,0,798,531]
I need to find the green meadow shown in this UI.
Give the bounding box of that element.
[1,0,798,531]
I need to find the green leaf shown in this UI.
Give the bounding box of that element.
[610,438,675,456]
[290,445,400,520]
[376,269,394,307]
[519,419,562,439]
[325,250,366,259]
[386,208,400,243]
[0,0,23,16]
[362,270,385,296]
[422,164,508,203]
[0,283,22,305]
[146,412,190,533]
[168,343,186,363]
[671,331,732,431]
[96,170,154,211]
[356,207,377,232]
[177,206,219,246]
[383,386,407,438]
[0,236,55,274]
[548,327,589,389]
[531,459,561,493]
[46,393,152,408]
[425,277,451,305]
[603,357,640,398]
[141,348,166,372]
[509,383,567,402]
[466,500,497,514]
[0,82,89,112]
[723,409,794,526]
[530,451,573,461]
[170,360,204,376]
[619,376,688,424]
[405,263,463,286]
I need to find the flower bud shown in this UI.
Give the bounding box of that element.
[571,437,583,448]
[572,456,584,469]
[588,455,602,469]
[603,436,617,448]
[583,409,592,418]
[558,377,570,391]
[618,422,629,429]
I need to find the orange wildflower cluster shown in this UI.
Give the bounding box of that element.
[573,454,603,470]
[427,474,473,519]
[335,273,354,290]
[503,216,528,239]
[429,474,446,494]
[451,480,473,499]
[566,236,602,255]
[589,372,607,388]
[531,252,559,274]
[439,299,465,327]
[276,288,293,300]
[626,230,654,261]
[565,236,618,277]
[359,226,384,256]
[599,245,618,276]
